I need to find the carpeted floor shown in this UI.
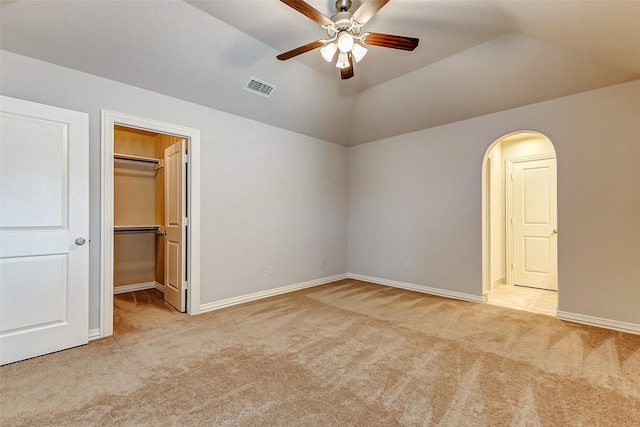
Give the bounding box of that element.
[1,279,639,426]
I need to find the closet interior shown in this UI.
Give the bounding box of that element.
[113,125,182,302]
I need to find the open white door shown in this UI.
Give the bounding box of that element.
[0,96,89,365]
[164,140,186,311]
[512,157,558,290]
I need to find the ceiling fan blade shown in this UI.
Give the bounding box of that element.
[362,32,419,51]
[280,0,332,27]
[352,0,391,25]
[277,40,324,61]
[340,53,354,80]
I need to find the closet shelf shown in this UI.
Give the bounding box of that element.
[114,225,163,233]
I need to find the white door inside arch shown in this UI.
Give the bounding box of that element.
[511,157,558,290]
[0,96,89,365]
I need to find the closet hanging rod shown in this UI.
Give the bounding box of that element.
[114,225,162,233]
[114,153,161,165]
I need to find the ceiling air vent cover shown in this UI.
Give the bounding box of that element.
[244,77,275,98]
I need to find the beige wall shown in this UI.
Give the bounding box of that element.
[114,233,157,287]
[501,133,555,160]
[348,80,640,326]
[2,51,349,329]
[114,164,156,226]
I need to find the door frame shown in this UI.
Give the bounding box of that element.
[482,155,493,296]
[505,152,556,288]
[100,110,201,337]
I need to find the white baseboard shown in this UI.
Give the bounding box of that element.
[199,273,348,313]
[557,311,640,335]
[347,273,484,304]
[492,277,506,289]
[88,329,101,341]
[154,281,165,292]
[113,281,158,294]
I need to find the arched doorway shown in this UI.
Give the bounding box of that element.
[482,131,558,316]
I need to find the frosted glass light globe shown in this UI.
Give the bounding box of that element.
[335,51,350,69]
[320,43,338,62]
[337,32,354,53]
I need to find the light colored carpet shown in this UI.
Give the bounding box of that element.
[1,279,639,426]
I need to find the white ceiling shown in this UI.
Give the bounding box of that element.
[1,0,638,146]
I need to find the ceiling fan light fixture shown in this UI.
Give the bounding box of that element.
[337,32,354,52]
[276,0,420,80]
[351,42,368,62]
[320,43,338,62]
[335,51,350,68]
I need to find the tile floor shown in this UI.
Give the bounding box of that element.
[485,284,557,316]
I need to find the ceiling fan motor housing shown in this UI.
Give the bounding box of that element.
[327,11,361,39]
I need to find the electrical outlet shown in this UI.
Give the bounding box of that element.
[405,262,410,271]
[321,258,325,267]
[267,266,272,276]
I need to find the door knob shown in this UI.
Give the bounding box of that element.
[74,237,86,246]
[552,229,558,234]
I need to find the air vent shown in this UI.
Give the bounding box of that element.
[244,77,275,98]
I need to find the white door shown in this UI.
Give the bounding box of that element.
[164,140,186,311]
[512,157,558,290]
[0,96,89,365]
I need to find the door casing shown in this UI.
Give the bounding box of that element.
[100,110,201,337]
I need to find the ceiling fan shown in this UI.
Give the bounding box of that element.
[277,0,419,80]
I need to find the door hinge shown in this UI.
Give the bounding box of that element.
[184,217,189,226]
[511,262,514,270]
[184,154,188,163]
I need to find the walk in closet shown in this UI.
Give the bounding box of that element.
[113,125,185,310]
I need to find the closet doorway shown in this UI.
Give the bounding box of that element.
[113,126,185,310]
[100,111,201,338]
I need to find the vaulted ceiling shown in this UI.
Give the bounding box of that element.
[1,1,638,146]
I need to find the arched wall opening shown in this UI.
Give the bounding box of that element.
[482,131,558,315]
